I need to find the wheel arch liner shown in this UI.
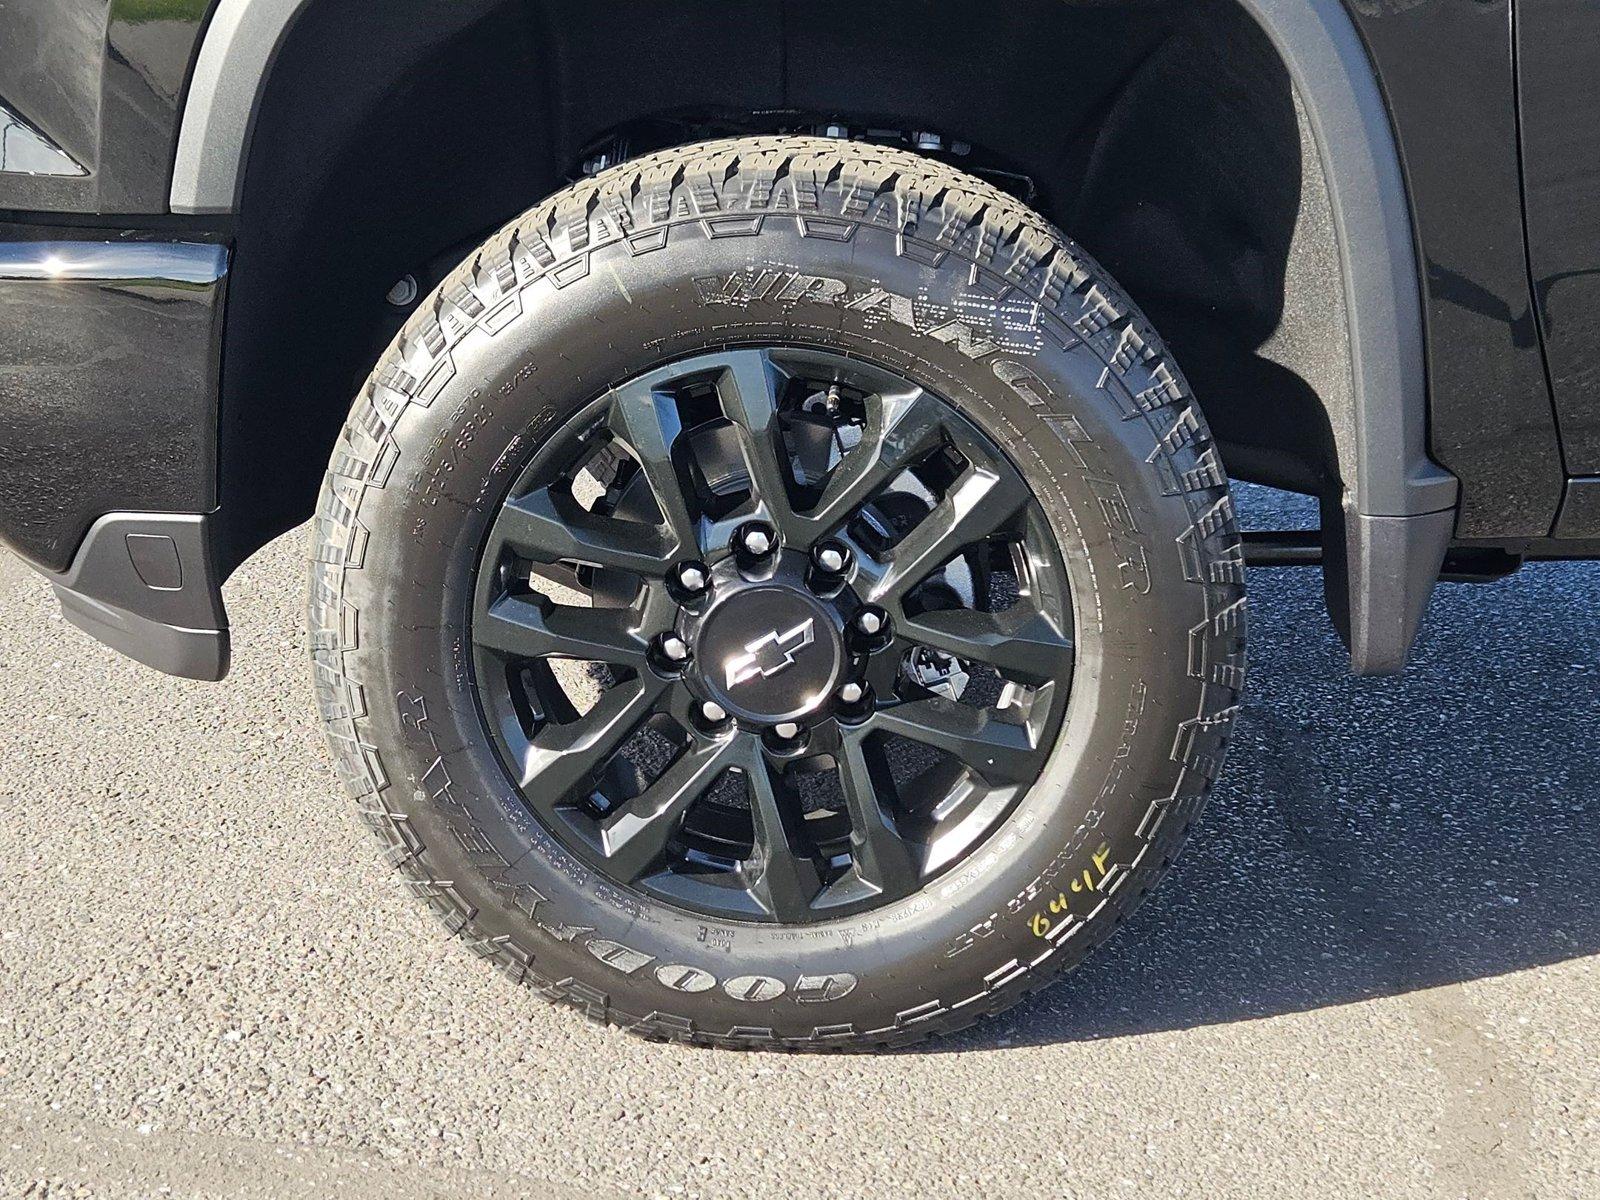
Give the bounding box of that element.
[169,0,1458,674]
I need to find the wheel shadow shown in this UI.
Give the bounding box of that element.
[928,535,1600,1051]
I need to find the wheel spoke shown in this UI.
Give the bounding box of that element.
[598,736,742,881]
[809,386,945,530]
[863,466,1030,605]
[475,594,650,670]
[743,748,822,921]
[714,350,803,539]
[897,607,1074,686]
[494,488,675,577]
[871,697,1042,787]
[607,379,699,558]
[836,727,921,895]
[860,634,913,697]
[517,675,667,802]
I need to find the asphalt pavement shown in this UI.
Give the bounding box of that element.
[1,487,1595,1198]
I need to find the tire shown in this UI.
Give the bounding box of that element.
[309,135,1245,1050]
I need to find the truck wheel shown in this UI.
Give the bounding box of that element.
[309,136,1245,1049]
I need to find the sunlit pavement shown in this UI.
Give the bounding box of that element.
[1,487,1594,1198]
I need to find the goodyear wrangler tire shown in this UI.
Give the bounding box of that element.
[310,136,1245,1050]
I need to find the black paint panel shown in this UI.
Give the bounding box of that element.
[1554,478,1600,540]
[0,230,227,571]
[1516,0,1600,478]
[1347,0,1562,537]
[0,0,209,213]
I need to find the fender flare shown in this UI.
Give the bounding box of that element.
[170,0,1459,671]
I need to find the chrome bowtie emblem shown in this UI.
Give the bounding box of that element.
[724,618,816,688]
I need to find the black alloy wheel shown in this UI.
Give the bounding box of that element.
[470,348,1074,924]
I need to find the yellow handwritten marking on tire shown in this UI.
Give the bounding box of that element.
[1027,842,1112,938]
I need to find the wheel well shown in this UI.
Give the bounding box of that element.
[215,0,1347,575]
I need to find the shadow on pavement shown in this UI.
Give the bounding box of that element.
[931,494,1600,1050]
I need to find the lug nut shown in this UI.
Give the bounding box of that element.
[673,561,709,595]
[807,541,852,594]
[736,523,776,559]
[772,721,802,741]
[850,606,891,651]
[812,541,850,575]
[836,680,873,723]
[658,634,690,663]
[700,700,729,723]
